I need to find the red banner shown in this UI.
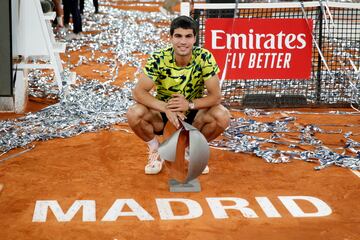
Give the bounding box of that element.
[204,18,313,80]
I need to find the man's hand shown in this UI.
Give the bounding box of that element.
[167,94,189,112]
[165,94,188,129]
[164,110,186,129]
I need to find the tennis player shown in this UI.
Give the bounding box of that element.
[126,16,230,175]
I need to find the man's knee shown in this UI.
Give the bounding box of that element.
[211,105,231,129]
[126,104,147,123]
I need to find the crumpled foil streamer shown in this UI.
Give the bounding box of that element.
[210,117,360,170]
[229,116,295,133]
[320,1,360,109]
[0,80,135,156]
[28,70,59,100]
[63,7,170,69]
[29,4,170,99]
[241,108,360,116]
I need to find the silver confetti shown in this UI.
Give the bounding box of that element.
[0,80,135,156]
[210,116,360,170]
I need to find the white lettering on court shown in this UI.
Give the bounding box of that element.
[255,197,282,218]
[156,198,203,220]
[32,200,96,222]
[206,197,258,219]
[102,199,154,221]
[278,196,332,217]
[32,196,332,222]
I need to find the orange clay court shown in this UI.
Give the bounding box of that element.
[0,1,360,240]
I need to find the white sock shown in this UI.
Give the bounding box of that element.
[57,16,64,27]
[147,137,159,151]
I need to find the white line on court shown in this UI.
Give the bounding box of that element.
[350,170,360,178]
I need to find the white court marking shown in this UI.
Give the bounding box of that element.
[350,170,360,178]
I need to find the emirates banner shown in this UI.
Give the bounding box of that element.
[205,18,313,80]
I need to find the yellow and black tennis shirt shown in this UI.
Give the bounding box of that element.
[143,46,220,102]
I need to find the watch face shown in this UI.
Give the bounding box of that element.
[189,102,195,110]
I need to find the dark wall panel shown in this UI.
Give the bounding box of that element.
[0,0,13,96]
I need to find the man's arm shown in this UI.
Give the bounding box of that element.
[167,74,222,111]
[132,73,183,128]
[192,74,222,109]
[132,73,167,113]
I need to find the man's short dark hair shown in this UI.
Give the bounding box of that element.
[170,16,198,36]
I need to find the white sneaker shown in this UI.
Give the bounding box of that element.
[202,165,209,174]
[145,149,163,174]
[65,32,84,41]
[185,147,209,174]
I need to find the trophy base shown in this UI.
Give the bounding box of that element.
[168,178,201,192]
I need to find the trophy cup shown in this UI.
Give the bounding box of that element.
[158,120,209,192]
